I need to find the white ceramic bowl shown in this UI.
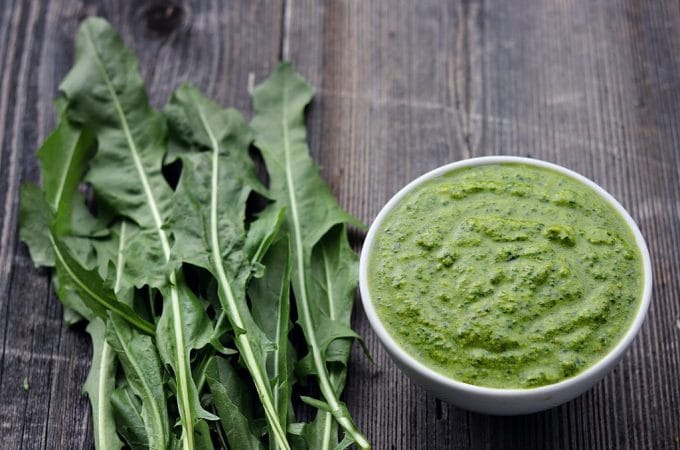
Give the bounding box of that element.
[359,156,653,415]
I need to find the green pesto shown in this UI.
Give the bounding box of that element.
[368,163,643,388]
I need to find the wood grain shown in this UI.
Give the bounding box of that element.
[0,0,678,448]
[0,1,282,448]
[285,0,680,449]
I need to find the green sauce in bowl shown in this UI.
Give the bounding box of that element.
[367,163,643,388]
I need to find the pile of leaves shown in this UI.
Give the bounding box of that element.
[20,17,370,450]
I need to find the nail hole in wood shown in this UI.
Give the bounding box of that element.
[145,2,184,35]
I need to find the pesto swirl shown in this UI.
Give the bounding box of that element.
[368,163,642,388]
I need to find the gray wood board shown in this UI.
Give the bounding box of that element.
[0,0,678,448]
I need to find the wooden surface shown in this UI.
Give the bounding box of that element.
[0,0,679,448]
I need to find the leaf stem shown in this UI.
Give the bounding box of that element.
[114,221,126,293]
[96,341,114,450]
[109,318,166,447]
[200,107,290,450]
[280,113,369,449]
[82,24,195,450]
[49,233,155,335]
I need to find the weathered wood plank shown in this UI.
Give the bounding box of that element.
[284,0,680,449]
[1,0,679,448]
[0,1,283,448]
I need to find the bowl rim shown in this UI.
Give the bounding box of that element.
[359,155,653,397]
